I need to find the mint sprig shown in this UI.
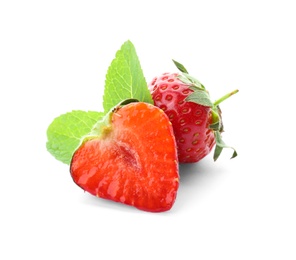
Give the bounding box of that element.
[46,40,153,165]
[46,111,103,164]
[103,40,152,113]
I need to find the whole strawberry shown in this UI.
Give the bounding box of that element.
[149,60,238,163]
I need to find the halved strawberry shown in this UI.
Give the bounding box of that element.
[70,101,179,212]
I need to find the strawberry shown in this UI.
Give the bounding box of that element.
[70,101,179,212]
[148,60,238,163]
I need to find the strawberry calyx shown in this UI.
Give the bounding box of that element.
[211,90,239,160]
[173,60,238,161]
[173,60,213,108]
[210,89,239,131]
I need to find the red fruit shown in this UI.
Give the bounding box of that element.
[70,101,179,212]
[149,60,238,163]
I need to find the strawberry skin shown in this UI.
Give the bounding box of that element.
[70,102,179,212]
[149,73,215,163]
[149,60,238,163]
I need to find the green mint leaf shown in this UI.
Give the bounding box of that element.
[185,89,213,107]
[46,110,103,165]
[103,40,153,113]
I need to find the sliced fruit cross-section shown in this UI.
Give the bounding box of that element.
[70,102,179,212]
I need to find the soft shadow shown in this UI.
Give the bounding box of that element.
[81,193,176,215]
[179,160,216,185]
[81,193,141,214]
[174,159,225,211]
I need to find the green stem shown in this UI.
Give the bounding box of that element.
[214,89,239,106]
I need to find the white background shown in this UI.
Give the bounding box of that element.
[1,0,295,259]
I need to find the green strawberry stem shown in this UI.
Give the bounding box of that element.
[214,89,239,106]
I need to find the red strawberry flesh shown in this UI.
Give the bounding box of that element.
[70,102,179,212]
